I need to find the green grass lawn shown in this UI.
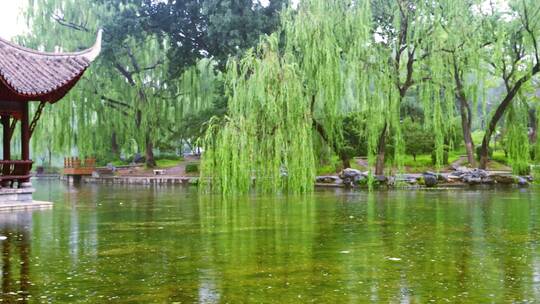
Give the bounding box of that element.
[402,154,433,172]
[314,145,519,175]
[491,150,508,164]
[155,158,182,168]
[109,157,183,169]
[109,159,126,167]
[110,158,183,169]
[400,150,464,173]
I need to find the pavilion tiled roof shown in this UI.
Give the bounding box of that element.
[0,30,102,103]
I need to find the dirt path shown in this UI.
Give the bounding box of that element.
[449,155,468,169]
[150,155,200,176]
[448,155,512,172]
[114,155,200,177]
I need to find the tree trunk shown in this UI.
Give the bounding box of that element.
[453,55,476,166]
[375,124,387,176]
[479,64,539,169]
[312,111,351,170]
[48,146,52,167]
[111,131,119,158]
[145,135,156,168]
[479,95,516,169]
[479,137,490,170]
[459,97,475,166]
[340,153,351,170]
[529,107,537,144]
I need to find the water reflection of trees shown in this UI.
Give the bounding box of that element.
[189,189,540,303]
[0,212,32,304]
[15,183,540,303]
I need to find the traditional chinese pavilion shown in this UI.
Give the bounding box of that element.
[0,31,101,206]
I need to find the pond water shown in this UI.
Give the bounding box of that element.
[1,181,540,303]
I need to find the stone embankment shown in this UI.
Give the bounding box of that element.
[52,167,532,189]
[316,167,533,188]
[81,176,199,185]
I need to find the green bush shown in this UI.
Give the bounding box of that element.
[532,166,540,184]
[475,145,493,161]
[185,163,199,173]
[402,118,434,161]
[155,152,183,161]
[316,155,341,175]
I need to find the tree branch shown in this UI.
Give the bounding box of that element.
[113,62,136,86]
[52,14,90,32]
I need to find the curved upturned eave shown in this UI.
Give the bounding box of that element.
[0,29,102,62]
[0,29,102,103]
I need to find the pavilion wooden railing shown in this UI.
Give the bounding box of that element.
[0,160,33,187]
[63,157,96,176]
[64,157,96,168]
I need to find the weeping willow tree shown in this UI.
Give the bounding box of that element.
[201,0,463,194]
[477,0,540,169]
[201,35,315,194]
[22,0,217,166]
[435,0,487,167]
[282,0,373,169]
[369,0,446,174]
[505,96,531,174]
[19,0,106,162]
[201,0,376,194]
[163,59,223,151]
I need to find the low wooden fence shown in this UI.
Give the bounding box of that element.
[63,157,96,175]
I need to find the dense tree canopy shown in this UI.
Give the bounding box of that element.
[200,0,540,193]
[14,0,540,193]
[21,0,285,167]
[142,0,287,75]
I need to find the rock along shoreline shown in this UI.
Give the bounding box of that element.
[316,167,533,188]
[42,167,533,189]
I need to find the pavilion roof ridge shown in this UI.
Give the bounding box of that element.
[0,29,102,103]
[0,29,103,62]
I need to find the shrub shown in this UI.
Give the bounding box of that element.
[185,163,199,173]
[532,165,540,184]
[403,118,434,161]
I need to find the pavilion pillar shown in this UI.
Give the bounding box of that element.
[1,115,10,161]
[19,102,32,188]
[21,102,30,161]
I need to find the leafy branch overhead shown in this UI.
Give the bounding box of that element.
[22,0,284,167]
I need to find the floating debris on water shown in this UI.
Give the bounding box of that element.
[386,257,402,261]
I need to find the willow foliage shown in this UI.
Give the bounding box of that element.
[283,0,372,145]
[201,0,376,194]
[201,35,314,194]
[202,0,439,193]
[506,98,530,174]
[201,0,540,194]
[18,0,540,189]
[22,0,218,164]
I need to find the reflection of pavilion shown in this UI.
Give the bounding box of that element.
[0,211,33,303]
[0,31,101,208]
